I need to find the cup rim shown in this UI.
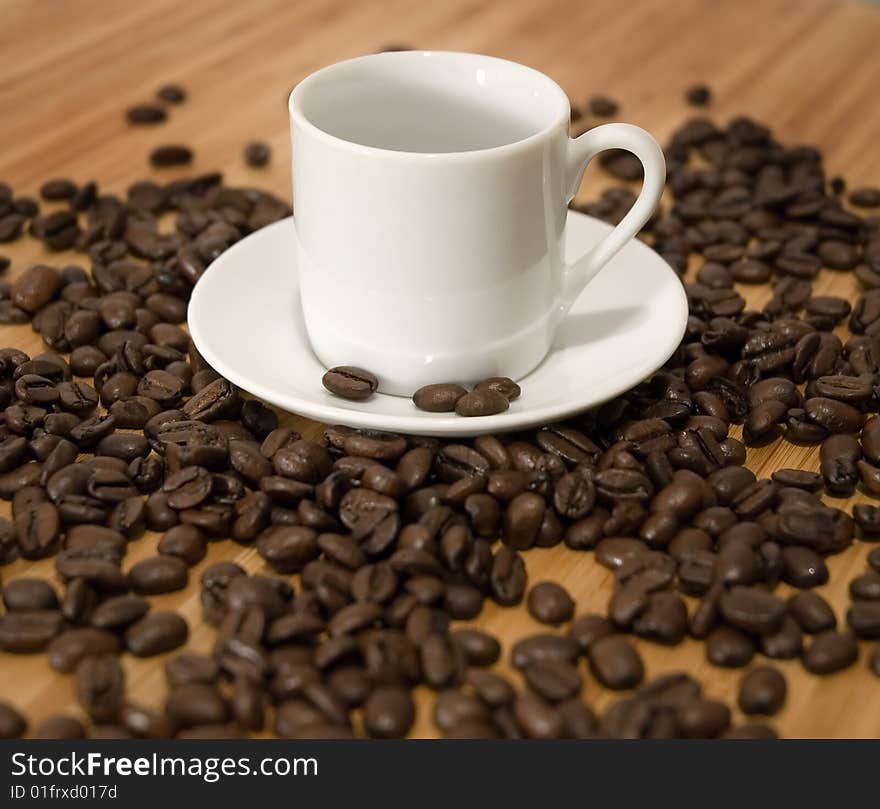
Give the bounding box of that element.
[288,50,571,160]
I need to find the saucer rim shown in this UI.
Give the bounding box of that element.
[188,212,688,437]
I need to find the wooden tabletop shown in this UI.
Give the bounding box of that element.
[2,0,880,739]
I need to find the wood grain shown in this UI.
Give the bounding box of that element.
[1,0,880,738]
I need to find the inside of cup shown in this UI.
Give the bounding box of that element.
[293,52,569,154]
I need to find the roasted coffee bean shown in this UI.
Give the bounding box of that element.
[450,629,500,667]
[553,471,596,519]
[503,492,545,550]
[158,524,207,565]
[244,141,271,168]
[718,586,786,635]
[157,83,186,103]
[705,625,755,667]
[760,615,803,659]
[127,104,167,124]
[802,630,858,674]
[788,591,835,635]
[848,600,880,639]
[527,581,575,625]
[257,526,319,573]
[125,610,188,656]
[11,265,62,312]
[128,555,188,594]
[455,389,509,417]
[2,578,58,611]
[781,546,828,588]
[474,376,521,401]
[0,609,64,652]
[90,595,149,631]
[46,628,119,673]
[32,715,86,739]
[588,635,644,689]
[412,383,467,412]
[737,666,787,716]
[685,84,712,106]
[166,684,229,728]
[322,366,378,400]
[363,687,415,738]
[675,698,730,738]
[0,702,26,739]
[524,660,582,702]
[150,145,193,167]
[76,654,124,722]
[490,546,527,605]
[513,692,564,739]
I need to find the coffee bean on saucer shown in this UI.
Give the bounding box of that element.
[149,145,193,167]
[455,389,509,417]
[589,95,618,116]
[157,84,186,104]
[474,376,521,402]
[412,383,467,412]
[322,366,378,400]
[244,141,271,168]
[127,104,167,124]
[685,84,712,106]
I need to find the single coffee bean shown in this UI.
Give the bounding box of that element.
[738,666,787,715]
[588,635,644,689]
[474,376,521,401]
[450,629,500,667]
[125,610,188,656]
[76,653,125,722]
[0,702,26,739]
[685,84,711,106]
[2,578,58,611]
[127,104,167,124]
[675,697,730,738]
[705,625,755,667]
[412,383,467,412]
[166,683,229,728]
[0,609,64,652]
[455,389,509,417]
[149,145,193,167]
[848,600,880,639]
[527,581,575,626]
[513,691,564,739]
[157,83,186,103]
[158,524,207,565]
[363,687,415,738]
[719,585,786,635]
[128,555,188,594]
[322,366,378,400]
[32,715,86,739]
[802,630,858,674]
[90,595,149,631]
[46,627,119,673]
[244,141,271,168]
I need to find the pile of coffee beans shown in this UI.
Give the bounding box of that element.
[1,87,880,738]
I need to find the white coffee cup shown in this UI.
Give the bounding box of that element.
[289,51,665,396]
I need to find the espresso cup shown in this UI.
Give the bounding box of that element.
[289,51,665,395]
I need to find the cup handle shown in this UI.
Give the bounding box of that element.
[556,123,666,320]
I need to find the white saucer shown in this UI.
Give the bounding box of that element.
[188,212,688,437]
